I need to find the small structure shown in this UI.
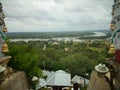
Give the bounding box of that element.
[42,70,54,77]
[52,42,60,45]
[95,63,109,74]
[46,70,71,90]
[32,76,38,82]
[71,75,89,89]
[64,48,69,51]
[43,44,46,51]
[36,70,54,89]
[72,75,87,90]
[31,76,39,90]
[36,78,46,89]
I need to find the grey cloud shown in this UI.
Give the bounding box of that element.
[2,0,113,32]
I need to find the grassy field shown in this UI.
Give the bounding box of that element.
[88,47,104,52]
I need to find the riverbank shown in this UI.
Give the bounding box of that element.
[9,32,108,43]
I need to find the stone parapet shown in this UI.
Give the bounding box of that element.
[87,71,111,90]
[113,62,120,90]
[0,71,29,90]
[115,50,120,63]
[0,56,11,67]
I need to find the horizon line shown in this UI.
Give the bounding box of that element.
[7,30,109,33]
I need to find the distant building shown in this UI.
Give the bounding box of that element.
[71,75,89,86]
[43,44,46,51]
[37,70,71,90]
[52,42,60,45]
[64,47,69,51]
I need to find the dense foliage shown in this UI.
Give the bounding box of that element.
[7,40,109,78]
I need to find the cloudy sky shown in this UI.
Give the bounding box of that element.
[2,0,113,32]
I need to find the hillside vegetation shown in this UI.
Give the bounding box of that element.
[6,40,110,78]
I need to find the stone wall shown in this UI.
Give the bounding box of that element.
[87,71,111,90]
[0,31,3,57]
[113,62,120,90]
[0,71,29,90]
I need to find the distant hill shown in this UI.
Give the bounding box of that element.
[6,30,110,39]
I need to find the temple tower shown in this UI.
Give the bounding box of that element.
[0,2,11,84]
[0,2,9,57]
[110,0,120,62]
[88,0,120,90]
[110,0,120,90]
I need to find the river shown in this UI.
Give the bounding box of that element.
[9,32,107,43]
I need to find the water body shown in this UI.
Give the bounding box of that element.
[89,32,106,37]
[10,37,84,43]
[84,32,106,37]
[9,32,107,43]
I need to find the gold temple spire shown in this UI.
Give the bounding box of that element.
[110,24,115,31]
[108,44,115,54]
[2,42,9,53]
[2,26,7,32]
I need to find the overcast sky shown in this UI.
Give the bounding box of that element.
[2,0,113,32]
